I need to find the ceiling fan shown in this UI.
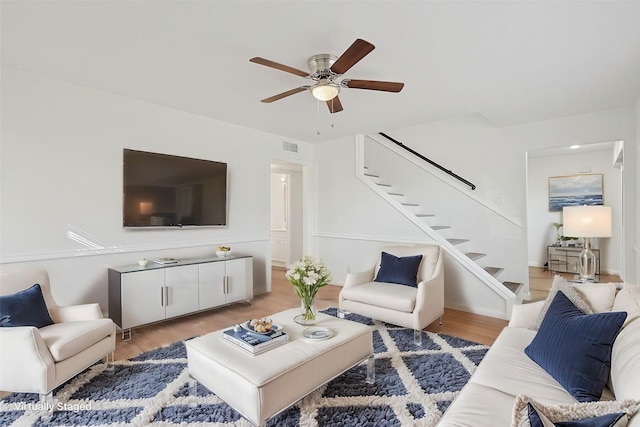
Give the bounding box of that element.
[250,39,404,113]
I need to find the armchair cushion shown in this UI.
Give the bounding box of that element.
[39,318,115,362]
[341,282,417,312]
[374,252,423,287]
[0,283,54,328]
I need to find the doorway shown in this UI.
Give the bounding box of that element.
[270,162,305,269]
[525,141,624,279]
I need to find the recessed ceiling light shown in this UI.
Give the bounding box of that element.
[569,145,581,149]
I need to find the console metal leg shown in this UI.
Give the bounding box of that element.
[439,316,443,325]
[414,329,423,346]
[188,376,198,407]
[121,329,132,341]
[365,355,375,384]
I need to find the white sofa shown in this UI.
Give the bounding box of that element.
[0,267,116,402]
[338,244,444,342]
[438,282,640,426]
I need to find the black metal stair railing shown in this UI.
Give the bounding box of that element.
[378,132,476,190]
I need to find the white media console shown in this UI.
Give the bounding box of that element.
[108,255,253,339]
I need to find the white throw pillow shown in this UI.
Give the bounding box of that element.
[511,395,640,427]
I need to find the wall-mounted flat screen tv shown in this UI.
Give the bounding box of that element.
[123,149,227,227]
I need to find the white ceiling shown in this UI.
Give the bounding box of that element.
[2,1,640,143]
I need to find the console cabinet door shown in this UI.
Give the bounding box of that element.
[121,269,165,329]
[164,265,199,319]
[225,258,253,303]
[198,262,226,310]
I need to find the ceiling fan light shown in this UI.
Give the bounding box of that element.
[311,83,340,101]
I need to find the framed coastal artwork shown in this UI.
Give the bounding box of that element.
[548,173,603,211]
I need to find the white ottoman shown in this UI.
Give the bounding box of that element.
[185,308,374,426]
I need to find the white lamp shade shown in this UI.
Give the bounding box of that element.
[562,206,612,237]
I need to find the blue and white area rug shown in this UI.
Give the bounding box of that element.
[0,308,488,426]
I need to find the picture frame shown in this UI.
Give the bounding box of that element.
[548,173,603,211]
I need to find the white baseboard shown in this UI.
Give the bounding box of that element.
[444,302,509,321]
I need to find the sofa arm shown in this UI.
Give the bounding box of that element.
[508,301,544,328]
[343,267,375,289]
[0,327,55,394]
[51,303,104,323]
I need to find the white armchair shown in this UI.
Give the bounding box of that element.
[0,267,115,405]
[339,244,444,344]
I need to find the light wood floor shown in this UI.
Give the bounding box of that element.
[0,266,622,398]
[528,266,622,302]
[114,266,622,361]
[115,267,510,360]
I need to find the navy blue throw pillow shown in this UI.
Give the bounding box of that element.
[0,283,54,328]
[374,252,423,287]
[524,291,627,402]
[526,403,626,427]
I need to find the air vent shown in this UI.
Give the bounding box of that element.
[282,141,298,153]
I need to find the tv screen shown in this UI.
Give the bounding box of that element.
[123,149,227,227]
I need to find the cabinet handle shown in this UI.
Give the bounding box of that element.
[160,286,164,306]
[224,276,228,294]
[165,286,169,306]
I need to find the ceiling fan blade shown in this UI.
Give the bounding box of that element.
[344,79,404,92]
[250,57,309,77]
[330,39,375,75]
[326,96,344,113]
[260,87,308,103]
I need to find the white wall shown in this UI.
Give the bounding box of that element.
[527,148,622,274]
[0,67,313,310]
[313,107,637,312]
[636,95,640,285]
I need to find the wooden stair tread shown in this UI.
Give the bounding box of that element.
[502,281,524,294]
[448,238,469,245]
[484,266,504,277]
[466,252,486,260]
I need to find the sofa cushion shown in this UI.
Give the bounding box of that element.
[572,282,619,313]
[512,395,639,427]
[340,282,416,312]
[374,252,423,287]
[0,283,54,328]
[609,286,640,403]
[470,327,579,406]
[39,318,114,362]
[525,291,627,402]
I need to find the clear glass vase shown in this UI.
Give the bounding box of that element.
[298,296,317,325]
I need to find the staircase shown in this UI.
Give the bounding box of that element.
[358,134,526,317]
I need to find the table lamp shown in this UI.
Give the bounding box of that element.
[562,205,612,282]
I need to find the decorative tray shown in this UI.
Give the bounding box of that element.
[301,327,334,341]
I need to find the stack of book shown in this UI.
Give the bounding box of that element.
[223,326,289,355]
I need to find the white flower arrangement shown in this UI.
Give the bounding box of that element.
[286,257,331,321]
